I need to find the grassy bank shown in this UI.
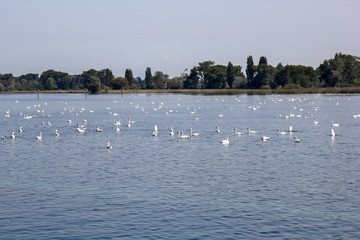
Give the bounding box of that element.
[2,87,360,95]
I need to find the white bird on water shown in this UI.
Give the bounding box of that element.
[10,132,15,139]
[189,128,200,136]
[289,126,294,133]
[96,125,103,132]
[331,120,340,127]
[107,140,112,149]
[294,136,301,143]
[234,128,243,135]
[36,132,42,140]
[221,136,230,144]
[247,128,257,134]
[19,126,23,133]
[261,136,270,141]
[169,127,174,136]
[277,129,287,135]
[216,126,220,133]
[330,128,336,137]
[178,131,190,139]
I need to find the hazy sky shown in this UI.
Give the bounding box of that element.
[1,0,359,78]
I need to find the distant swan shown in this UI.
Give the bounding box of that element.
[221,136,230,144]
[152,130,158,137]
[247,128,257,134]
[19,126,23,133]
[234,128,243,135]
[170,127,174,136]
[331,120,340,127]
[216,126,220,133]
[36,132,42,140]
[10,132,15,139]
[107,140,112,149]
[313,119,319,125]
[154,125,158,132]
[96,125,103,132]
[330,128,336,137]
[277,129,287,135]
[189,128,200,136]
[261,136,270,141]
[289,126,294,133]
[178,131,190,139]
[294,136,301,143]
[55,130,59,136]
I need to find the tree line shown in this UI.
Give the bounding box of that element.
[1,53,359,93]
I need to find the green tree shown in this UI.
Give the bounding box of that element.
[145,67,154,89]
[204,65,227,89]
[246,56,255,88]
[259,56,268,65]
[110,77,129,90]
[97,69,114,87]
[226,61,235,88]
[87,76,101,94]
[183,67,200,89]
[125,69,134,87]
[45,77,58,90]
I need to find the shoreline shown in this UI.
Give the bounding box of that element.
[1,87,360,95]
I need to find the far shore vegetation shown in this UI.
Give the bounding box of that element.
[1,53,360,94]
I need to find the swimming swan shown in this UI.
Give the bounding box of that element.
[221,136,230,144]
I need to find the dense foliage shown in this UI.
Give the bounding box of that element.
[1,53,359,93]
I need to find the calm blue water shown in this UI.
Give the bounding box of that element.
[0,93,359,239]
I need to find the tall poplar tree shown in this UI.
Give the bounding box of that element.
[226,61,235,88]
[246,56,255,88]
[125,69,133,87]
[145,67,153,89]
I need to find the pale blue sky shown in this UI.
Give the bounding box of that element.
[1,0,359,78]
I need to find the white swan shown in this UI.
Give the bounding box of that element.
[234,128,243,135]
[261,136,270,141]
[289,126,294,133]
[68,119,72,124]
[178,131,190,139]
[169,127,174,136]
[19,126,23,133]
[277,129,287,135]
[247,128,257,134]
[189,128,200,136]
[55,130,59,136]
[76,127,86,133]
[331,120,340,127]
[96,125,103,132]
[107,140,112,149]
[294,136,301,143]
[330,128,336,137]
[154,125,158,132]
[10,132,15,139]
[216,126,220,133]
[152,130,158,137]
[221,136,230,144]
[352,113,360,118]
[313,119,319,125]
[36,132,42,140]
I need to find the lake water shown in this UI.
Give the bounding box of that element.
[0,93,359,239]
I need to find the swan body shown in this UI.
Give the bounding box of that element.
[314,119,319,125]
[178,131,190,139]
[189,128,200,136]
[247,128,257,134]
[152,130,158,137]
[10,132,15,139]
[330,128,336,137]
[221,136,230,144]
[277,129,287,135]
[216,126,220,133]
[234,128,243,135]
[19,126,23,133]
[170,127,174,136]
[294,136,301,143]
[289,126,294,133]
[261,136,270,141]
[76,127,86,133]
[96,125,103,132]
[55,130,59,136]
[36,132,42,140]
[154,125,158,132]
[331,120,340,127]
[107,140,112,149]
